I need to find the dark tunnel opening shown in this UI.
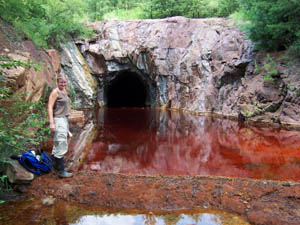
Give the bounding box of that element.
[106,72,148,107]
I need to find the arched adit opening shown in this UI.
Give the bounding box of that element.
[106,72,148,107]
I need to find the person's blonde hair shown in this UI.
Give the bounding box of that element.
[56,74,67,86]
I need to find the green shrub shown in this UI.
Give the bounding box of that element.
[0,58,50,173]
[0,87,50,169]
[263,74,276,83]
[0,0,92,48]
[288,39,300,58]
[0,175,10,194]
[216,0,240,17]
[103,7,145,20]
[238,0,300,51]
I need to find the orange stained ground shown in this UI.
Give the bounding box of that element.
[75,108,300,181]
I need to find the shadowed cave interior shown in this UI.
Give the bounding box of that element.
[106,72,148,107]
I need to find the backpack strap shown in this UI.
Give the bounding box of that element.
[39,151,52,173]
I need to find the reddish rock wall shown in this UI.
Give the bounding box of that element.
[77,17,300,126]
[0,22,59,101]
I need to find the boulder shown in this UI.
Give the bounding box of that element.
[6,160,34,184]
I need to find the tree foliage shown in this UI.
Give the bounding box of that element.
[146,0,239,19]
[0,0,92,48]
[0,0,241,47]
[0,58,50,171]
[238,0,300,53]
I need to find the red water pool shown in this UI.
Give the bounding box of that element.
[77,108,300,181]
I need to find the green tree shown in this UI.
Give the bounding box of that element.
[238,0,300,52]
[150,0,183,18]
[216,0,240,17]
[145,0,239,19]
[0,0,92,48]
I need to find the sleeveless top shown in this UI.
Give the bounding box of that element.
[53,90,70,118]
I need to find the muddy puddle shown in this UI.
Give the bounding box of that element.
[0,198,250,225]
[67,107,300,182]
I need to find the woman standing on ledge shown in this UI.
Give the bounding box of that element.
[48,75,73,178]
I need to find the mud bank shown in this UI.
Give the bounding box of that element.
[27,172,300,225]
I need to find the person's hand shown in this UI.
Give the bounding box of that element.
[50,123,55,132]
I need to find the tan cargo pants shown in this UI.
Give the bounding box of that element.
[52,117,69,158]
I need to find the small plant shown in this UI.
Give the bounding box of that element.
[254,60,261,74]
[263,74,276,83]
[253,102,260,112]
[263,62,271,71]
[260,54,279,84]
[243,109,253,117]
[288,39,300,58]
[0,174,10,195]
[67,83,78,108]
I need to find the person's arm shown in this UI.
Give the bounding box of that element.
[48,89,58,132]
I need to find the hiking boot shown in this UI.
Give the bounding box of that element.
[51,155,59,173]
[58,170,73,178]
[52,156,73,178]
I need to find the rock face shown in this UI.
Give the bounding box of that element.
[74,16,300,126]
[76,17,253,114]
[0,22,59,101]
[60,42,98,109]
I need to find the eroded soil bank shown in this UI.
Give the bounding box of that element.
[26,172,300,225]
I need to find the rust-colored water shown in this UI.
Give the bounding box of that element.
[79,108,300,181]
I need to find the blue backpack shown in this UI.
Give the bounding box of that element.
[18,150,52,175]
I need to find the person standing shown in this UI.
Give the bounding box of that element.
[48,75,73,178]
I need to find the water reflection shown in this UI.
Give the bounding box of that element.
[74,107,300,181]
[72,213,223,225]
[0,199,249,225]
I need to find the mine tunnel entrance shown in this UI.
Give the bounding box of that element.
[106,71,148,107]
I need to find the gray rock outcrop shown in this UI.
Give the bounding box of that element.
[73,16,300,126]
[77,17,253,115]
[60,42,98,109]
